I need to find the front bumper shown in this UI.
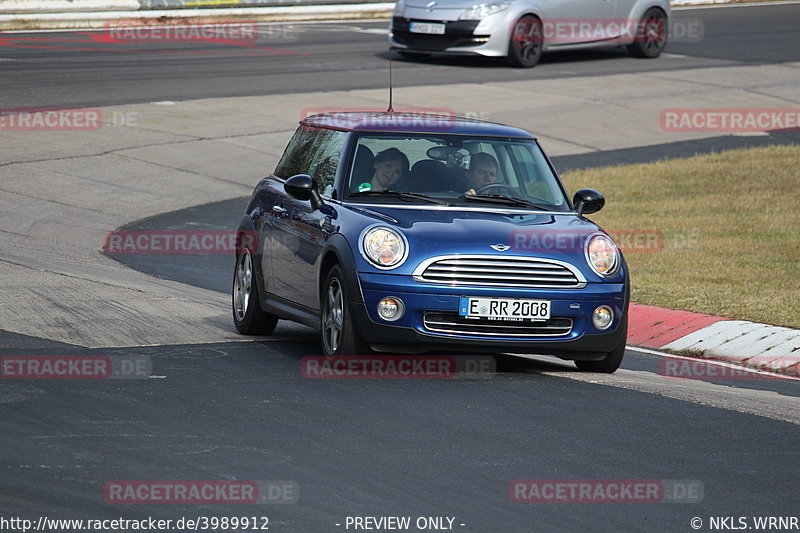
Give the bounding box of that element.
[390,16,509,57]
[352,271,628,358]
[391,18,487,51]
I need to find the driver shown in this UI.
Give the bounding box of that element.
[464,152,498,195]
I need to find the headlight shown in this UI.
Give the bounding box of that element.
[459,2,510,20]
[585,234,619,277]
[361,226,408,269]
[393,0,405,16]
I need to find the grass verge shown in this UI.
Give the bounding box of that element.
[560,144,800,329]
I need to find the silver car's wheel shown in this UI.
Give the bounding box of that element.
[507,15,543,68]
[628,7,668,58]
[232,246,278,335]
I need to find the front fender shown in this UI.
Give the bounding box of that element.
[478,6,543,45]
[317,233,365,307]
[628,0,670,21]
[236,214,269,296]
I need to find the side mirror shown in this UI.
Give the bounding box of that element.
[572,188,605,216]
[285,174,323,211]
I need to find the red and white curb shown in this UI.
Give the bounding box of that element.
[628,303,800,376]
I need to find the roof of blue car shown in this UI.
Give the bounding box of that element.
[300,112,537,139]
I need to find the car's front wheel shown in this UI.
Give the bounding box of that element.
[506,15,543,68]
[232,247,278,335]
[574,320,627,373]
[321,265,369,356]
[628,7,668,58]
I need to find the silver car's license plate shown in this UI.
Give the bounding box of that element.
[459,297,551,321]
[409,22,446,35]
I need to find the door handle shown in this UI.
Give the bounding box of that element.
[272,205,286,213]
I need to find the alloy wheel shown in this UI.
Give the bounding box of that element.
[233,248,252,322]
[323,278,344,354]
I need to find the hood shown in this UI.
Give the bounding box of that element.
[401,0,479,20]
[405,0,479,9]
[345,204,604,270]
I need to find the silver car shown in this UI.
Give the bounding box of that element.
[389,0,670,67]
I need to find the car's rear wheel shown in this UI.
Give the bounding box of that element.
[232,247,278,335]
[506,15,543,68]
[321,265,369,356]
[628,7,668,58]
[574,320,627,373]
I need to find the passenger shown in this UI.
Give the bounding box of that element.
[464,152,498,195]
[355,147,409,192]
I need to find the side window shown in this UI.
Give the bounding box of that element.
[274,126,345,198]
[307,130,346,197]
[274,126,316,178]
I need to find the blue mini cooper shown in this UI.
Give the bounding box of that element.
[232,112,629,372]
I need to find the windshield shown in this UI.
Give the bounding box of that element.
[344,133,570,211]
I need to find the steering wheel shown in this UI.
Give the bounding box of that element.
[475,182,517,196]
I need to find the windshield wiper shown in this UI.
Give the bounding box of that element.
[459,194,551,210]
[350,190,446,204]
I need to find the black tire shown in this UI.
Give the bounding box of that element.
[398,51,431,61]
[232,247,278,335]
[506,15,543,68]
[321,265,369,356]
[628,7,668,58]
[574,319,628,373]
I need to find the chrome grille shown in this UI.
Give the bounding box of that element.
[424,312,573,337]
[412,255,586,289]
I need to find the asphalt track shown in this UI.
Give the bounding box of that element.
[0,3,798,108]
[2,337,799,532]
[2,3,800,531]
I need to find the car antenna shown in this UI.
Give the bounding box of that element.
[387,47,394,114]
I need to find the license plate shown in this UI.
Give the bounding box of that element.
[459,297,551,321]
[409,22,446,35]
